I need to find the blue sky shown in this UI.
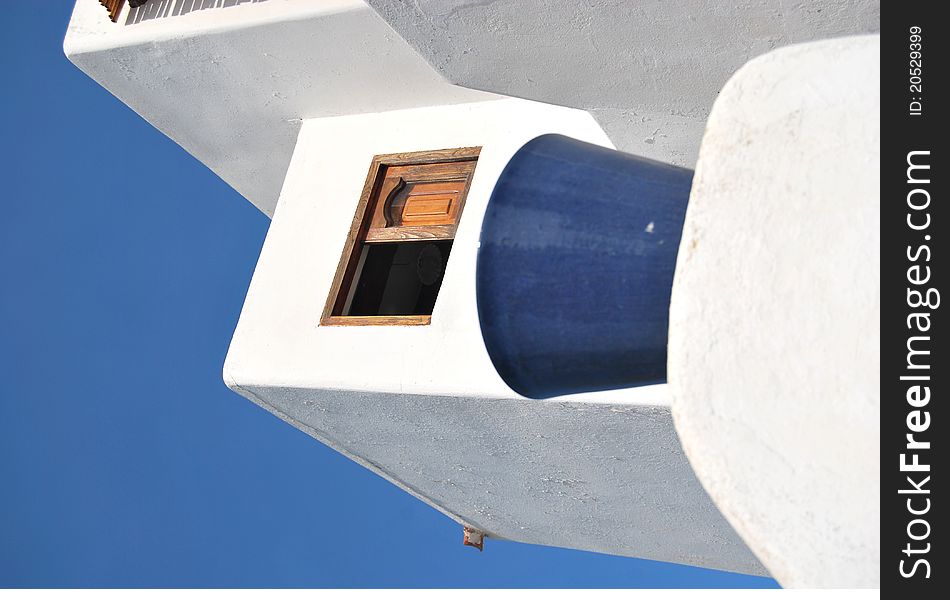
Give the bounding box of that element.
[0,1,777,588]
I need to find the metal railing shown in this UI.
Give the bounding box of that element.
[99,0,152,22]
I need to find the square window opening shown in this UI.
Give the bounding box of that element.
[321,148,480,326]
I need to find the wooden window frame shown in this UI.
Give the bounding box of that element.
[320,147,481,327]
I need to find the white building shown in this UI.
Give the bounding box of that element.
[66,0,880,586]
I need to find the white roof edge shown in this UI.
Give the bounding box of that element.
[62,0,499,216]
[65,0,364,58]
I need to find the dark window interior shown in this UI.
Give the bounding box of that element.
[346,241,453,316]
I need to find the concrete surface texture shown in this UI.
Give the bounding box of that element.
[223,98,760,573]
[64,0,496,217]
[232,385,767,575]
[368,0,880,169]
[64,0,882,581]
[668,36,880,587]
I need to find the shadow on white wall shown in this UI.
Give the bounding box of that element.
[127,0,270,24]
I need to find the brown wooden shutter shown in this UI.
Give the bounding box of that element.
[321,147,480,326]
[99,0,125,22]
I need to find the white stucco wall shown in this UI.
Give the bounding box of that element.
[668,36,880,587]
[368,0,880,169]
[65,0,880,218]
[222,98,762,574]
[223,97,668,405]
[64,0,496,216]
[62,0,883,582]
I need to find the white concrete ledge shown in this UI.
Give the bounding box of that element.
[669,36,880,588]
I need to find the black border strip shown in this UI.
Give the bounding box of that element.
[882,3,944,593]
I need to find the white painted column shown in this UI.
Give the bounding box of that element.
[668,36,880,587]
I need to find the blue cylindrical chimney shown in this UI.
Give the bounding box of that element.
[476,134,693,399]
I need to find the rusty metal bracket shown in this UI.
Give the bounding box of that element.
[463,527,484,551]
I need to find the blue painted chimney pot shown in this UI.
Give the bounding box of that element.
[476,134,693,399]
